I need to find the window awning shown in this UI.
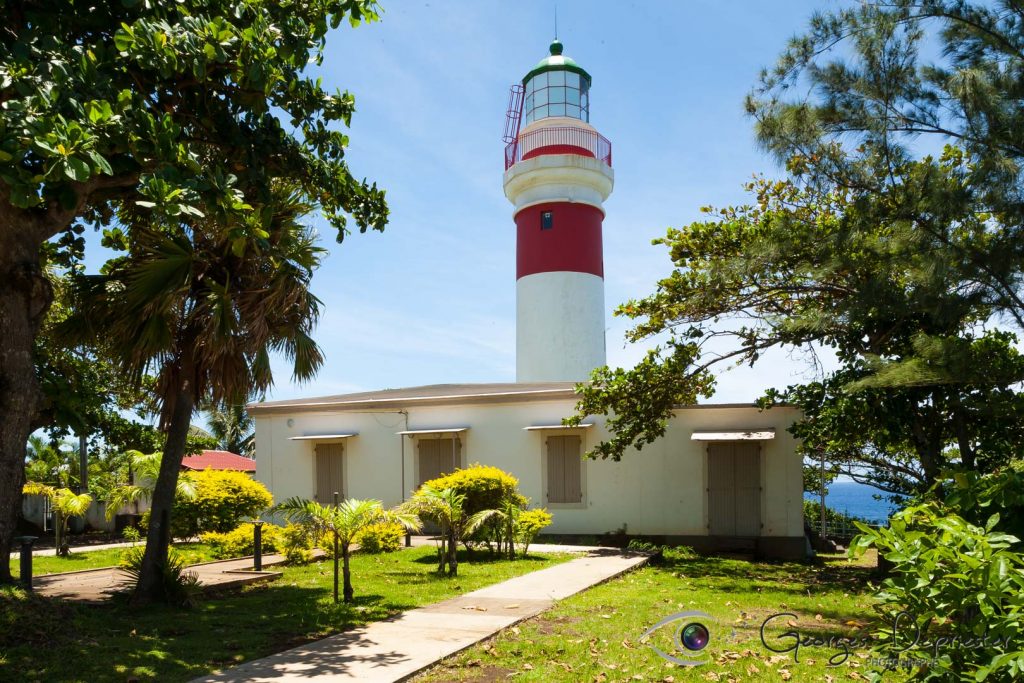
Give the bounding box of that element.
[523,423,593,431]
[691,430,775,441]
[396,427,469,436]
[288,433,358,441]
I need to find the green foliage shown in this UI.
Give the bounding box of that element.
[106,449,197,520]
[851,503,1024,681]
[354,521,404,554]
[420,464,531,558]
[201,523,281,560]
[401,485,498,576]
[205,403,255,458]
[514,508,552,556]
[0,0,388,590]
[279,523,314,565]
[571,1,1024,498]
[277,497,420,602]
[120,546,201,608]
[421,464,525,515]
[172,470,272,538]
[939,469,1024,549]
[22,482,92,556]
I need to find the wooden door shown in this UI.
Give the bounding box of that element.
[315,442,345,503]
[707,442,761,536]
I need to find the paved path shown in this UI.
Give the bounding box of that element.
[10,539,136,557]
[32,554,286,602]
[192,548,649,683]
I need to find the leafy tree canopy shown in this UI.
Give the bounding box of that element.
[572,2,1024,497]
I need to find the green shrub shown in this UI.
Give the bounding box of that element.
[515,507,552,555]
[851,502,1024,680]
[355,520,404,553]
[172,470,273,538]
[280,523,314,565]
[420,464,525,516]
[119,546,201,608]
[420,464,528,553]
[940,468,1024,547]
[201,522,281,560]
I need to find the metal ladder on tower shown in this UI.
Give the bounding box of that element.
[502,83,525,166]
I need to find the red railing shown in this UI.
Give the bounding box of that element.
[504,125,612,170]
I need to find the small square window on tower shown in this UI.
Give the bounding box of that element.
[541,211,553,230]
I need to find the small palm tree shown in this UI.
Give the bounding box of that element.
[205,402,255,457]
[105,450,197,521]
[402,485,498,576]
[22,482,92,556]
[277,497,420,603]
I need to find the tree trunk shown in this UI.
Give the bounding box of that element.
[0,222,52,584]
[56,511,67,557]
[131,386,194,605]
[447,526,458,576]
[342,543,353,603]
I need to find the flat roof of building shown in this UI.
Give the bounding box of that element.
[248,382,784,416]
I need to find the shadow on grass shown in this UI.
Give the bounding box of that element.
[640,555,874,602]
[2,569,445,683]
[410,548,553,566]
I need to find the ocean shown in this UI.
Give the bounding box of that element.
[804,479,905,524]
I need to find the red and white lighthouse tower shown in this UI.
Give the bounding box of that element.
[503,40,614,382]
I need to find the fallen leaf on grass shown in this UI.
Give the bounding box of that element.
[466,659,482,667]
[779,669,792,680]
[522,663,533,671]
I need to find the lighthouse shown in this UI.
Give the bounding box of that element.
[503,40,614,382]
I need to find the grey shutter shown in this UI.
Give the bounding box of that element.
[418,438,462,486]
[315,442,345,503]
[707,442,736,535]
[733,443,761,535]
[707,442,761,537]
[547,435,582,503]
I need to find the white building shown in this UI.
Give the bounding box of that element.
[250,41,807,560]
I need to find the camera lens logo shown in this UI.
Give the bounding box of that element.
[641,610,714,666]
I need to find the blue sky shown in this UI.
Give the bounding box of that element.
[88,1,849,406]
[257,0,846,403]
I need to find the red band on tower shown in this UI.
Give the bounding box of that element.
[515,202,604,279]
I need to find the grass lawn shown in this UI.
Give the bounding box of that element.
[9,543,216,577]
[416,549,898,683]
[0,545,570,682]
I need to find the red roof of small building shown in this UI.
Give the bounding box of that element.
[181,450,256,472]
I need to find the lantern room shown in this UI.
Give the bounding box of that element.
[521,40,591,125]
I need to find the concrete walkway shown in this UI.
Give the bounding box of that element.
[193,548,649,683]
[32,554,287,602]
[10,538,136,557]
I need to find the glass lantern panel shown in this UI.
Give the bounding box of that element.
[565,104,580,119]
[525,94,534,112]
[533,104,548,120]
[566,88,580,106]
[549,86,566,104]
[535,88,548,106]
[549,102,566,116]
[548,70,566,86]
[565,72,580,89]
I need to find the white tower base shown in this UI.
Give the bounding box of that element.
[516,271,606,382]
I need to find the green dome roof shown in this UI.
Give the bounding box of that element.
[522,40,592,86]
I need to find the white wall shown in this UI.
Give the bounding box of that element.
[254,400,803,540]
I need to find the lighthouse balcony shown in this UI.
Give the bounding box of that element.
[505,121,612,170]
